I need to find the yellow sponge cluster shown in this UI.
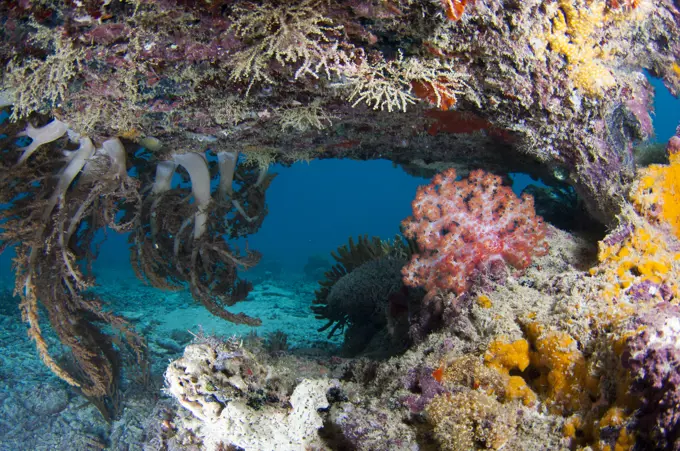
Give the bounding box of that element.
[597,407,636,451]
[670,62,680,92]
[545,0,615,97]
[428,322,640,448]
[540,328,639,450]
[592,224,679,308]
[673,62,680,77]
[481,324,596,415]
[476,294,493,309]
[563,407,635,451]
[526,323,597,414]
[590,148,680,313]
[484,338,530,374]
[483,339,536,406]
[632,149,680,238]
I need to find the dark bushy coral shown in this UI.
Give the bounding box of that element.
[0,121,146,419]
[127,152,272,326]
[311,235,417,355]
[0,114,271,415]
[312,236,410,334]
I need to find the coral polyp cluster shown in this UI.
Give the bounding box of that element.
[426,389,518,450]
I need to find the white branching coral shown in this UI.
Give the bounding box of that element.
[5,37,84,119]
[278,99,337,132]
[242,146,278,170]
[212,95,251,127]
[79,138,134,191]
[227,0,352,88]
[132,149,263,326]
[344,51,467,112]
[97,138,130,180]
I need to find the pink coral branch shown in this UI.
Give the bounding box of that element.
[401,168,549,300]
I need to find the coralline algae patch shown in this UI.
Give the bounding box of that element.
[612,304,680,451]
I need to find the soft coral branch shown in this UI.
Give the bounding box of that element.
[16,119,69,165]
[401,168,549,300]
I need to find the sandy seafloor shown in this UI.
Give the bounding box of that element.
[0,264,342,451]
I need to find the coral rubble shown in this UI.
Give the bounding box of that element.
[164,336,333,450]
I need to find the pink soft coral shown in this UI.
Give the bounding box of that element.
[401,168,549,300]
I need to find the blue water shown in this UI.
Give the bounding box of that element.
[650,75,680,142]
